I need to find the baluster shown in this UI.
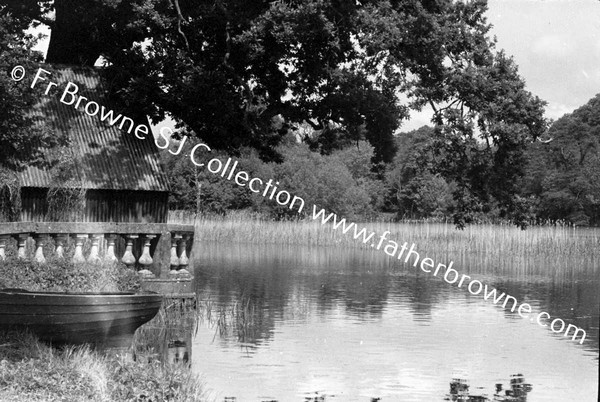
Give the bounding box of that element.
[121,235,138,268]
[138,235,156,278]
[178,234,191,276]
[53,234,68,259]
[104,234,118,263]
[34,235,47,264]
[169,234,182,276]
[72,234,88,264]
[16,234,28,260]
[87,234,103,264]
[0,235,9,261]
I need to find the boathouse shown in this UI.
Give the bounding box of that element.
[19,66,170,223]
[0,66,193,278]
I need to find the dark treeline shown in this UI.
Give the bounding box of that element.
[522,94,600,226]
[164,92,600,227]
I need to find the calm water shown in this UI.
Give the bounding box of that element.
[190,241,599,401]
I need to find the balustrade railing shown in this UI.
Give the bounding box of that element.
[0,222,195,278]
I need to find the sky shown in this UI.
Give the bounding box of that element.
[405,0,600,130]
[31,0,600,132]
[487,0,600,121]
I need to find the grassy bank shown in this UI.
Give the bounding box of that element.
[0,330,207,402]
[0,256,207,401]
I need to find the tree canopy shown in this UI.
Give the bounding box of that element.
[522,94,600,226]
[0,8,61,170]
[1,0,548,227]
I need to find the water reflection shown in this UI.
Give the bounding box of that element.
[132,299,195,366]
[445,374,532,402]
[195,244,599,350]
[191,242,598,401]
[167,339,191,365]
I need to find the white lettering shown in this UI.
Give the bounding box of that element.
[60,82,79,106]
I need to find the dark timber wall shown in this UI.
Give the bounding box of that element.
[21,188,168,223]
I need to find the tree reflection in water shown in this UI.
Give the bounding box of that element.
[445,374,532,402]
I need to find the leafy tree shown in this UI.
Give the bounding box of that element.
[163,139,382,220]
[357,1,547,227]
[0,10,60,170]
[385,126,453,219]
[523,94,600,225]
[0,8,66,221]
[161,139,257,214]
[272,143,379,220]
[5,0,547,225]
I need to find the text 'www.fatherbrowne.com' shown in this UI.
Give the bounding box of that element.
[311,206,587,344]
[15,65,587,345]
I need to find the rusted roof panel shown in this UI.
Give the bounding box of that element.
[18,66,170,192]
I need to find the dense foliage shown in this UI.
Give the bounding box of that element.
[166,88,600,227]
[0,11,62,170]
[0,0,549,226]
[521,94,600,226]
[0,258,140,292]
[163,139,383,220]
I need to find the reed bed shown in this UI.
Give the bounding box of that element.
[134,294,260,350]
[185,212,600,257]
[202,297,258,343]
[171,210,600,280]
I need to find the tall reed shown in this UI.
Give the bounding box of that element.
[188,213,597,253]
[180,211,600,280]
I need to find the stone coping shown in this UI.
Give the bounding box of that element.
[0,222,194,235]
[142,278,194,283]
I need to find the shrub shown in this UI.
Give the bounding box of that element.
[0,259,140,292]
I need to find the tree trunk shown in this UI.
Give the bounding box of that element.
[45,0,100,66]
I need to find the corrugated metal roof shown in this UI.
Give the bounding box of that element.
[18,66,170,192]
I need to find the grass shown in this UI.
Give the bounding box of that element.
[0,330,208,402]
[0,240,207,401]
[169,210,600,281]
[186,212,599,254]
[133,297,198,361]
[201,297,258,343]
[134,294,260,348]
[172,210,598,252]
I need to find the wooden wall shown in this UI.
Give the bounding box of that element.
[21,188,168,223]
[20,188,46,222]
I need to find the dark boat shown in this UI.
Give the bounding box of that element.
[0,289,163,345]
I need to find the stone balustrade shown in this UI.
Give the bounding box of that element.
[0,222,195,278]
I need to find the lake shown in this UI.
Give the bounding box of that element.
[189,237,599,401]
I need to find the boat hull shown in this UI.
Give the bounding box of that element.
[0,289,163,345]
